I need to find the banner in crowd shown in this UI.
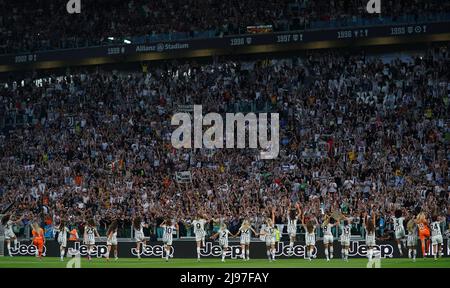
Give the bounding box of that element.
[175,171,192,183]
[1,21,449,71]
[5,240,449,259]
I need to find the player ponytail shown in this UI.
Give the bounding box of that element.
[1,214,10,225]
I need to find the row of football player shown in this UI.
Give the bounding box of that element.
[2,206,446,262]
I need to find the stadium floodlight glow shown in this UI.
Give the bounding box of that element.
[124,39,131,44]
[108,37,114,41]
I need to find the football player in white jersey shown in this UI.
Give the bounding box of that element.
[259,208,276,262]
[55,219,70,261]
[106,220,118,261]
[211,223,233,262]
[233,219,258,261]
[133,217,148,259]
[301,212,318,261]
[286,202,302,256]
[192,213,209,261]
[322,214,339,261]
[363,213,377,262]
[161,219,178,261]
[392,209,406,256]
[84,219,100,261]
[430,214,444,260]
[339,217,352,261]
[1,214,23,257]
[406,218,418,262]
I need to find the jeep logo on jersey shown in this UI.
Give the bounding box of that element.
[9,242,46,256]
[68,242,108,258]
[130,244,173,257]
[349,242,394,258]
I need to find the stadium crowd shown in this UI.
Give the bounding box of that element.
[0,45,449,240]
[1,0,449,54]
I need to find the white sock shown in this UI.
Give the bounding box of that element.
[325,249,329,260]
[398,243,402,253]
[7,243,11,254]
[246,249,250,259]
[241,251,245,259]
[271,249,275,260]
[408,249,412,258]
[222,250,225,260]
[197,247,201,258]
[413,249,416,259]
[61,249,65,259]
[310,248,314,258]
[330,247,334,258]
[266,250,271,260]
[289,241,294,252]
[13,239,18,247]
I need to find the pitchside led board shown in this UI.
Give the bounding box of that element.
[5,240,449,259]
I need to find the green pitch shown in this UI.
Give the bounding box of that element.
[0,257,449,268]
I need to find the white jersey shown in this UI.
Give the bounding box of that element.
[393,217,405,238]
[407,227,417,247]
[192,219,207,242]
[322,223,334,244]
[287,216,298,236]
[239,226,252,244]
[57,226,69,246]
[431,221,443,245]
[365,227,376,246]
[305,230,316,246]
[218,228,230,247]
[4,220,15,239]
[431,221,442,237]
[263,225,276,245]
[107,230,118,245]
[134,222,146,242]
[84,226,97,245]
[340,225,351,244]
[192,219,207,236]
[162,225,176,245]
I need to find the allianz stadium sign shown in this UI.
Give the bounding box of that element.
[5,240,448,259]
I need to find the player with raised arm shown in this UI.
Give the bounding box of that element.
[340,216,352,261]
[287,202,302,256]
[301,211,317,261]
[161,219,178,261]
[233,219,258,261]
[133,216,148,260]
[430,214,444,260]
[106,220,118,261]
[406,218,418,262]
[392,209,406,256]
[259,207,277,262]
[322,213,339,261]
[55,219,70,261]
[210,223,233,262]
[1,214,23,257]
[84,219,100,261]
[363,212,377,262]
[416,212,430,259]
[192,212,209,261]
